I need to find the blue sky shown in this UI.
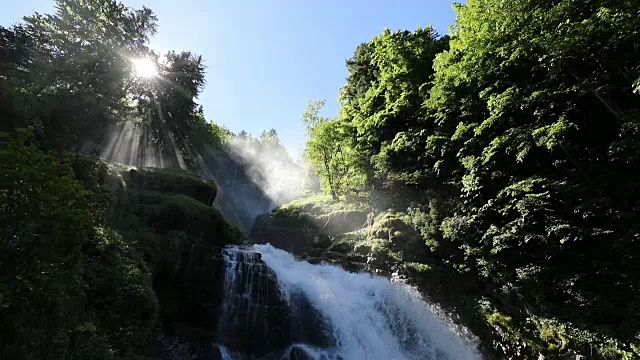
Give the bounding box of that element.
[1,1,459,156]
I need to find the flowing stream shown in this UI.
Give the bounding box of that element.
[214,245,481,360]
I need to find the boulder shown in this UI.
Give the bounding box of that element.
[328,240,352,254]
[312,234,332,249]
[282,346,316,360]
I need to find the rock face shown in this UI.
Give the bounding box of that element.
[72,157,247,359]
[250,200,370,258]
[251,212,378,275]
[250,213,322,254]
[129,167,218,206]
[215,248,292,356]
[155,337,224,360]
[154,246,334,360]
[196,145,275,234]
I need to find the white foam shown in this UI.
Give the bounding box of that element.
[253,244,481,360]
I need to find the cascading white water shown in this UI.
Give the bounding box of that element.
[252,244,481,360]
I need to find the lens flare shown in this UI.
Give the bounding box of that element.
[133,57,157,78]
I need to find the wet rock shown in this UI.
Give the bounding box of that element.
[353,244,372,256]
[305,256,324,265]
[340,260,366,273]
[313,234,332,249]
[283,346,316,360]
[251,219,321,255]
[323,250,348,260]
[323,211,369,234]
[209,344,223,360]
[328,240,352,254]
[347,254,366,263]
[389,233,410,249]
[216,248,293,357]
[306,248,323,257]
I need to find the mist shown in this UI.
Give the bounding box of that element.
[225,136,305,205]
[196,133,310,233]
[91,119,310,233]
[86,119,188,169]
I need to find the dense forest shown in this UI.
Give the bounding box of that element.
[0,0,243,358]
[301,0,640,358]
[2,0,640,359]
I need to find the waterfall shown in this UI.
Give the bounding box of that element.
[215,248,293,356]
[215,245,481,360]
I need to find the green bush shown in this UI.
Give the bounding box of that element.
[0,129,157,359]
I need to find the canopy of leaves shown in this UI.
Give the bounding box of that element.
[0,0,225,167]
[304,0,640,357]
[0,1,240,358]
[303,100,364,199]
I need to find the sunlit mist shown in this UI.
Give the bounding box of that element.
[226,137,305,206]
[100,120,186,169]
[133,57,157,78]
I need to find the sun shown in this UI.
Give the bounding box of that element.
[133,57,157,78]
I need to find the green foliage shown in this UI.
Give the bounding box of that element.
[1,0,226,167]
[338,27,450,191]
[0,129,157,359]
[230,128,301,182]
[302,0,640,357]
[271,194,369,234]
[282,194,367,212]
[428,2,640,353]
[0,129,241,359]
[277,194,368,220]
[144,194,239,240]
[303,101,365,199]
[6,0,158,149]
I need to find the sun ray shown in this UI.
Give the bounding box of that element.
[133,57,157,78]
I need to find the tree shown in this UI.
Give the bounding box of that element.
[303,100,362,199]
[136,50,207,167]
[339,27,449,190]
[1,0,221,169]
[17,0,157,149]
[424,0,640,348]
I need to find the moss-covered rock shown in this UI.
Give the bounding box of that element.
[70,155,244,356]
[138,194,241,243]
[129,167,217,206]
[273,195,370,234]
[251,195,371,255]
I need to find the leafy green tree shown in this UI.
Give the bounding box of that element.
[1,0,223,168]
[17,0,157,149]
[0,25,41,132]
[259,129,282,149]
[422,0,640,351]
[136,50,207,167]
[312,1,640,356]
[303,100,363,199]
[339,27,449,190]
